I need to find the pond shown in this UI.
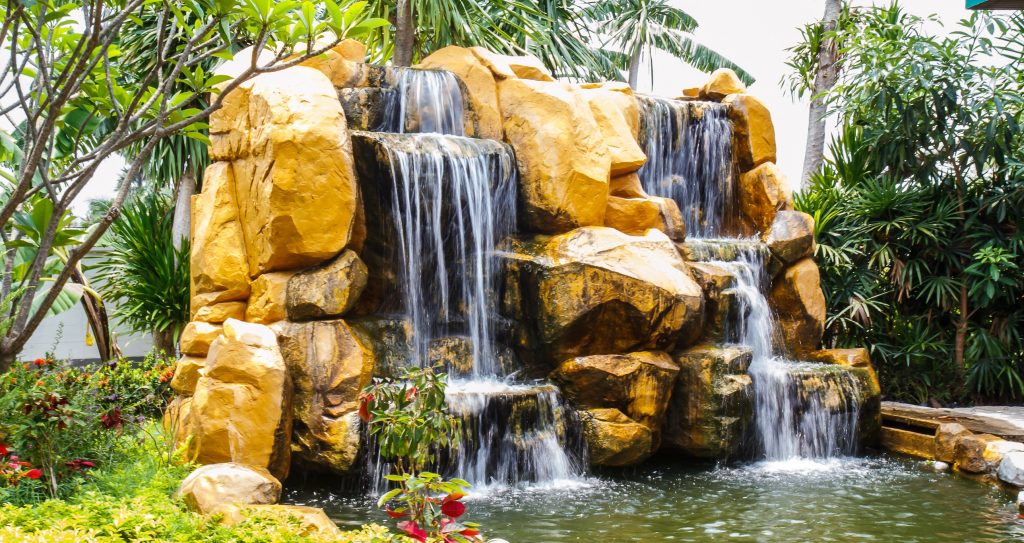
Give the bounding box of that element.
[286,455,1024,543]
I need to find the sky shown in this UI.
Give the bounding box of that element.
[642,0,976,191]
[77,0,978,212]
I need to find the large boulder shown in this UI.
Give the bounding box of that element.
[766,210,815,268]
[189,319,292,480]
[769,258,826,357]
[299,39,367,87]
[470,47,555,81]
[177,463,281,515]
[171,356,206,395]
[604,196,685,241]
[998,451,1024,487]
[276,320,374,474]
[579,408,654,467]
[579,82,646,176]
[416,46,503,140]
[245,271,295,324]
[723,93,776,172]
[502,227,704,365]
[193,301,246,324]
[211,66,359,275]
[286,250,368,321]
[498,79,611,233]
[190,162,250,316]
[737,162,791,234]
[609,172,647,198]
[700,68,747,101]
[551,351,679,432]
[663,344,753,458]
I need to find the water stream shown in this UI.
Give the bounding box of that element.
[381,68,466,135]
[637,96,734,238]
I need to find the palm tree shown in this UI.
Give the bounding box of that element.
[587,0,754,89]
[800,0,844,186]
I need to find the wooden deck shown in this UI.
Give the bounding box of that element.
[881,402,1024,442]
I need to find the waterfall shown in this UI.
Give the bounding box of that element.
[381,68,465,135]
[689,240,862,460]
[637,97,734,238]
[370,132,587,489]
[384,134,515,377]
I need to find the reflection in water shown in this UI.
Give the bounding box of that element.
[291,456,1024,543]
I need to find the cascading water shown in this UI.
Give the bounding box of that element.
[380,68,465,135]
[367,107,587,489]
[637,96,734,238]
[686,240,862,460]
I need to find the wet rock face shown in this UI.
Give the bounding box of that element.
[286,250,368,321]
[502,227,704,366]
[723,93,776,172]
[935,423,973,464]
[766,211,815,268]
[551,351,679,432]
[769,258,827,357]
[579,407,654,467]
[277,320,374,474]
[663,344,753,459]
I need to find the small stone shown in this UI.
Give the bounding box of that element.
[179,321,223,357]
[932,461,949,472]
[997,451,1024,487]
[1017,491,1024,514]
[177,463,282,515]
[700,68,747,101]
[954,433,1003,474]
[170,356,205,395]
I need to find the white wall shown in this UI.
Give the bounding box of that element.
[20,302,155,362]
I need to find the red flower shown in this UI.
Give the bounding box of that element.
[441,500,466,518]
[385,508,408,519]
[80,460,96,468]
[33,358,46,367]
[24,469,42,480]
[358,394,374,422]
[405,386,418,401]
[101,406,124,429]
[0,443,8,456]
[460,529,480,537]
[397,521,428,543]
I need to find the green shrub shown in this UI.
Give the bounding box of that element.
[0,424,404,543]
[0,353,175,501]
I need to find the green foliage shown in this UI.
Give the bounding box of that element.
[586,0,754,86]
[92,190,190,344]
[362,367,482,542]
[0,424,403,543]
[0,354,175,502]
[793,4,1024,403]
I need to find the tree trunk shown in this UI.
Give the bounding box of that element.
[953,283,969,390]
[0,349,14,374]
[171,165,196,254]
[627,45,642,90]
[153,327,176,357]
[72,267,118,361]
[800,0,843,186]
[394,0,415,67]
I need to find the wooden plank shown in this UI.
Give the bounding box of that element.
[882,402,1024,442]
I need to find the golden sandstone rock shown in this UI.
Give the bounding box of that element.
[700,68,747,101]
[470,47,555,81]
[245,272,295,324]
[765,210,816,267]
[504,228,703,362]
[738,162,791,234]
[609,172,647,198]
[580,407,654,466]
[194,301,247,324]
[417,46,503,140]
[499,79,611,233]
[171,356,206,395]
[180,321,223,357]
[190,162,250,315]
[769,258,827,356]
[189,319,292,480]
[724,93,777,171]
[286,250,368,321]
[955,433,1005,473]
[935,422,973,464]
[551,351,679,431]
[277,320,375,474]
[233,68,358,275]
[604,194,685,241]
[177,463,282,515]
[664,344,753,458]
[300,39,367,87]
[579,82,646,176]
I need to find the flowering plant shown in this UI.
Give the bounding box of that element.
[361,367,483,542]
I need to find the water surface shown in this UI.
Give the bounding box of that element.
[289,455,1024,543]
